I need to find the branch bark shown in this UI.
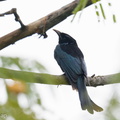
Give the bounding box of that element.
[0,67,120,87]
[0,0,92,50]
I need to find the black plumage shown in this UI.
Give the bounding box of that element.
[53,29,103,114]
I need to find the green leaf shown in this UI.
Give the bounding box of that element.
[72,0,88,14]
[99,3,106,19]
[113,14,116,23]
[91,0,100,3]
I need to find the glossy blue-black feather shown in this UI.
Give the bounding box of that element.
[54,43,87,89]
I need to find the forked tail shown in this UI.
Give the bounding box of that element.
[77,76,103,114]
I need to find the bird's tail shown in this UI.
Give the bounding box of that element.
[77,76,103,114]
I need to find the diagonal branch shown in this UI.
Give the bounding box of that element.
[0,0,92,50]
[0,67,120,87]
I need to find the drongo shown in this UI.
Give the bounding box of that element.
[54,29,103,114]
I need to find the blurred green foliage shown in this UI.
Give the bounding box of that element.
[0,57,120,120]
[104,89,120,120]
[0,56,47,120]
[72,0,116,23]
[0,56,46,72]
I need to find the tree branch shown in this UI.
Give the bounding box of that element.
[0,8,25,28]
[0,67,120,87]
[0,0,92,50]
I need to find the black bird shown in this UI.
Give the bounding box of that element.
[53,29,103,114]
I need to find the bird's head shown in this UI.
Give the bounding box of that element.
[53,29,77,45]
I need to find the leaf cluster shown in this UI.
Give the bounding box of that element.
[0,56,47,120]
[72,0,116,22]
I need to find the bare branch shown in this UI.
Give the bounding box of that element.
[87,74,120,87]
[0,0,92,50]
[0,8,25,28]
[0,0,6,1]
[0,67,120,87]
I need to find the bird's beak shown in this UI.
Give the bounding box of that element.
[53,29,61,36]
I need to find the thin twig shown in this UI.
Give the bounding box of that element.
[0,8,25,28]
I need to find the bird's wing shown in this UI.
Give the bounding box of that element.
[54,45,87,83]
